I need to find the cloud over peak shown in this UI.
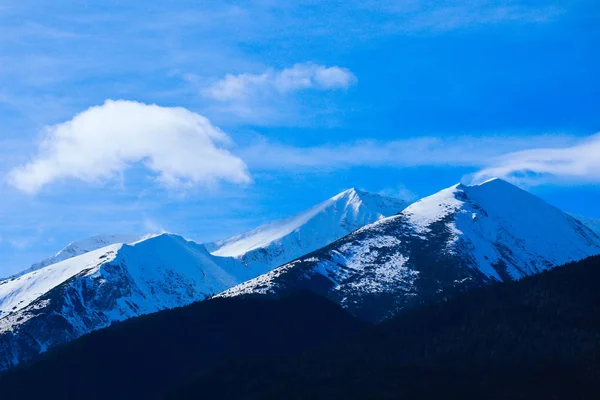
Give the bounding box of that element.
[8,100,250,194]
[473,133,600,185]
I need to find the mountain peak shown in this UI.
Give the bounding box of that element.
[473,176,504,186]
[209,188,409,270]
[339,187,359,195]
[332,187,370,202]
[467,177,527,194]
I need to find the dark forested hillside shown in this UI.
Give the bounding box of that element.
[1,255,600,400]
[0,293,366,400]
[175,255,600,399]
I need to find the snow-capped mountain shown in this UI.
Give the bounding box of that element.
[218,179,600,322]
[0,234,254,371]
[0,189,406,371]
[9,234,151,278]
[208,188,408,275]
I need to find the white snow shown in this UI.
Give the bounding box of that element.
[402,184,463,234]
[208,188,408,273]
[0,234,257,334]
[456,178,600,279]
[104,234,250,315]
[0,244,122,317]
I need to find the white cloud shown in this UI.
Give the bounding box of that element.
[472,133,600,184]
[402,3,560,33]
[240,134,578,171]
[242,133,600,186]
[7,100,250,194]
[204,63,357,101]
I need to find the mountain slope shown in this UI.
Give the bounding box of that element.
[218,179,600,322]
[207,188,408,274]
[9,234,150,278]
[573,214,600,236]
[0,234,254,371]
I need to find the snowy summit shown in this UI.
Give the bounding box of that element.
[207,188,409,274]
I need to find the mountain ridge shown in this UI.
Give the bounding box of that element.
[218,179,600,321]
[6,234,152,279]
[0,188,406,371]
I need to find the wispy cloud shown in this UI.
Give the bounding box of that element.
[204,63,356,101]
[187,63,357,125]
[7,100,250,194]
[240,134,578,171]
[397,3,561,33]
[240,132,600,186]
[472,133,600,185]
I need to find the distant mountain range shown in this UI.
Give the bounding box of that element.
[0,188,405,370]
[218,179,600,322]
[0,179,598,373]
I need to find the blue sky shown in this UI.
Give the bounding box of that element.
[0,0,599,275]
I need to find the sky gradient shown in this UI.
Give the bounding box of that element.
[0,0,599,275]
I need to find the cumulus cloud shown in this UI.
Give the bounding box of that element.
[204,63,357,101]
[472,133,600,184]
[8,100,250,194]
